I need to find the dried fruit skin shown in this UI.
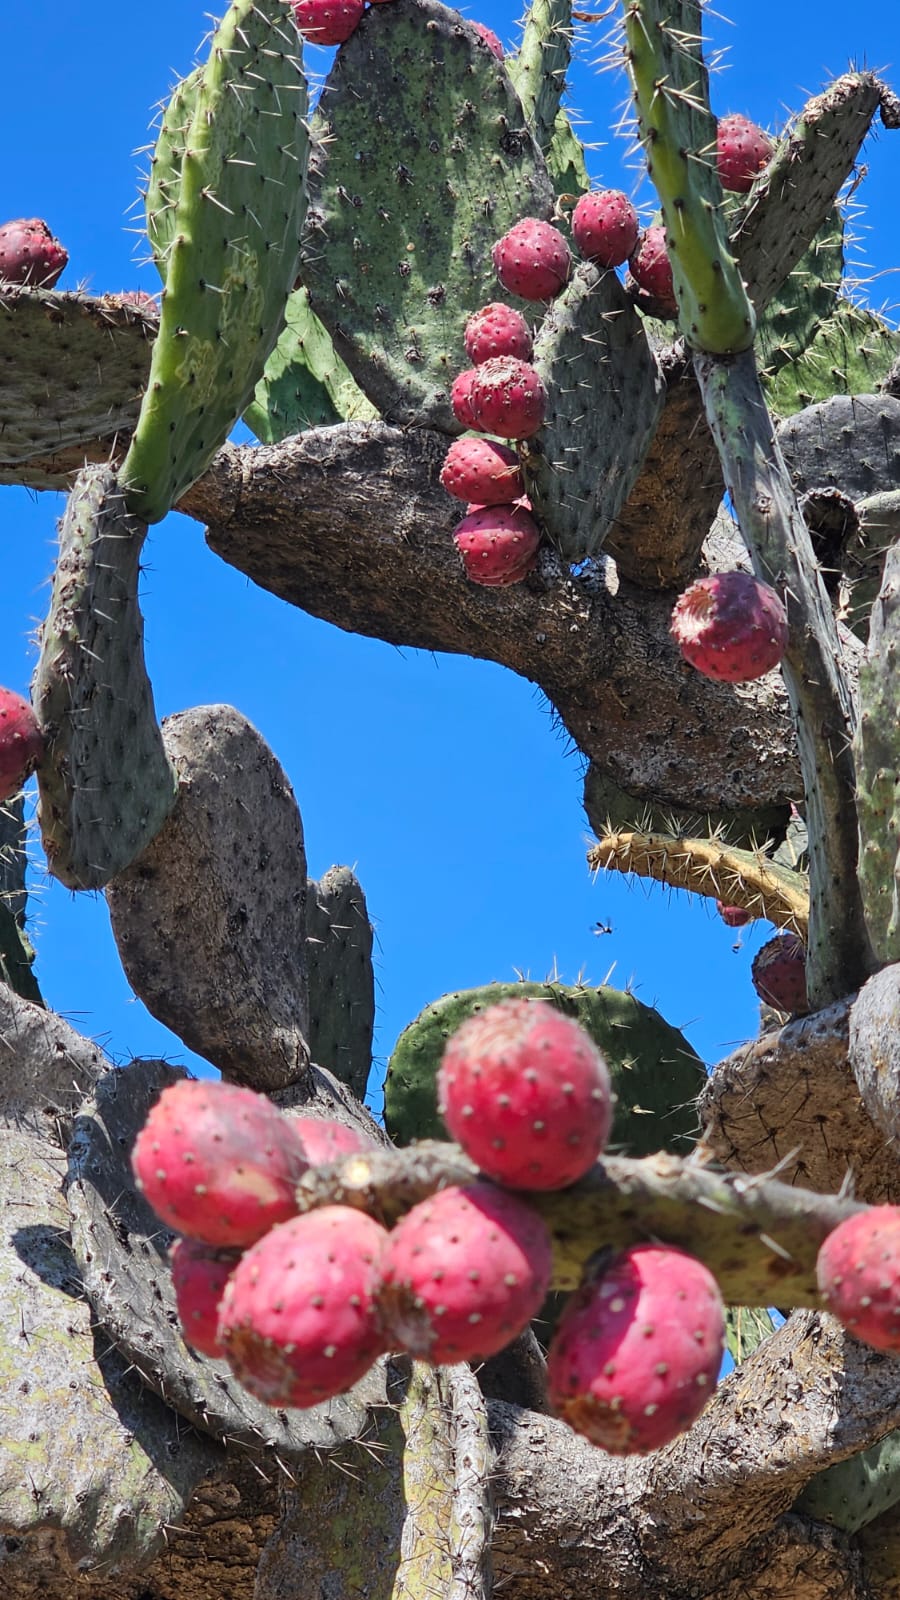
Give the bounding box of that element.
[716,114,774,194]
[716,902,752,928]
[670,570,789,683]
[377,1181,553,1363]
[464,303,533,365]
[751,932,809,1015]
[0,688,44,801]
[492,219,572,301]
[817,1207,900,1352]
[219,1206,388,1407]
[453,504,541,587]
[571,190,640,268]
[131,1079,309,1248]
[547,1244,726,1453]
[291,0,365,45]
[289,1115,375,1165]
[0,218,68,288]
[438,998,614,1189]
[441,437,524,504]
[627,226,676,315]
[170,1238,241,1359]
[467,356,546,440]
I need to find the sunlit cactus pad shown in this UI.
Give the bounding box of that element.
[245,286,378,442]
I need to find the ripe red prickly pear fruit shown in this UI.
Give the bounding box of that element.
[751,932,809,1015]
[716,902,753,928]
[627,226,677,315]
[472,21,504,56]
[547,1244,726,1453]
[453,504,541,587]
[0,688,44,802]
[0,219,68,289]
[438,998,614,1189]
[816,1207,900,1352]
[131,1079,309,1248]
[291,0,365,44]
[716,114,774,194]
[289,1115,376,1165]
[467,356,547,439]
[218,1206,388,1407]
[670,569,789,683]
[571,190,640,269]
[451,368,482,429]
[441,437,524,505]
[492,218,572,301]
[464,303,533,365]
[170,1237,241,1359]
[377,1181,553,1363]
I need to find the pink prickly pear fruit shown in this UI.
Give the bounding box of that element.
[377,1181,553,1363]
[437,998,614,1189]
[716,114,774,194]
[451,368,482,429]
[453,504,541,588]
[116,289,159,315]
[670,569,789,683]
[218,1206,388,1408]
[816,1207,900,1353]
[170,1237,241,1359]
[472,21,504,56]
[289,1115,376,1165]
[492,218,572,301]
[716,901,753,928]
[467,355,546,439]
[0,688,44,802]
[291,0,365,44]
[464,303,533,365]
[547,1244,726,1453]
[571,189,640,269]
[751,931,809,1016]
[131,1079,309,1248]
[0,219,68,289]
[627,226,677,315]
[440,437,524,505]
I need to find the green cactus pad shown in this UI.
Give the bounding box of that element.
[763,296,900,418]
[122,0,309,522]
[0,290,156,489]
[524,261,665,561]
[144,65,203,276]
[795,1428,900,1535]
[306,865,376,1102]
[31,466,177,890]
[724,1306,778,1366]
[244,287,378,442]
[384,980,705,1154]
[506,0,588,196]
[854,543,900,963]
[299,0,555,431]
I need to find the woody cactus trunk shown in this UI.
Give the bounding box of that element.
[2,0,900,1595]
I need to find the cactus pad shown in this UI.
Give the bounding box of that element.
[305,865,375,1102]
[244,287,378,442]
[31,466,177,890]
[777,392,900,505]
[854,543,900,963]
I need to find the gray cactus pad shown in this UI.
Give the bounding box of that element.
[776,392,900,504]
[306,866,375,1102]
[65,1059,389,1460]
[0,797,40,1004]
[31,465,177,890]
[0,984,107,1136]
[0,289,155,486]
[106,704,311,1093]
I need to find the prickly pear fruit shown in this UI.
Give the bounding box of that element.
[751,931,809,1015]
[0,688,44,802]
[627,226,676,315]
[716,114,774,194]
[441,438,524,504]
[0,219,68,289]
[131,1079,308,1248]
[473,21,504,56]
[115,290,160,315]
[716,902,753,928]
[291,0,365,44]
[464,303,533,365]
[451,368,482,429]
[467,356,547,439]
[218,1206,388,1407]
[377,1181,553,1363]
[289,1115,376,1165]
[453,504,541,587]
[670,570,789,683]
[170,1238,241,1359]
[571,190,640,269]
[816,1207,900,1352]
[547,1244,726,1453]
[437,998,614,1189]
[492,219,572,301]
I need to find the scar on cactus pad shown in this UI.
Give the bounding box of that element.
[670,571,789,683]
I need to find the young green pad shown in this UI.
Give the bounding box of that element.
[144,65,203,277]
[525,261,665,562]
[31,466,177,891]
[122,0,309,523]
[299,0,555,432]
[244,286,378,442]
[505,0,589,197]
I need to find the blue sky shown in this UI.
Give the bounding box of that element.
[0,0,896,1113]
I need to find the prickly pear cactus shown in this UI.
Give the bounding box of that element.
[245,287,378,441]
[853,542,900,963]
[306,865,376,1103]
